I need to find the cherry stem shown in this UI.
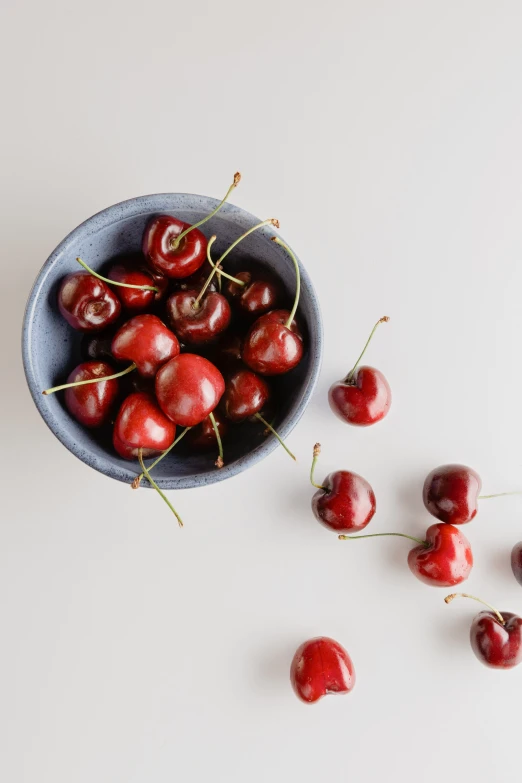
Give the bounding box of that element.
[76,257,158,292]
[479,492,522,499]
[42,362,136,395]
[171,172,241,250]
[255,413,296,461]
[344,317,390,383]
[192,236,218,309]
[271,237,300,328]
[132,426,191,488]
[310,443,326,490]
[138,449,183,528]
[205,218,280,288]
[338,532,428,546]
[208,412,224,468]
[444,593,505,625]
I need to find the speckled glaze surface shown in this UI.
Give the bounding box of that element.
[22,194,323,489]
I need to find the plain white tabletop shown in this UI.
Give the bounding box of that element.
[2,2,522,781]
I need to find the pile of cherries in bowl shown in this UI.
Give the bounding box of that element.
[42,174,305,524]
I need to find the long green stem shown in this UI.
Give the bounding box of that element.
[479,492,522,499]
[444,593,505,625]
[344,317,389,383]
[310,443,326,489]
[217,218,279,266]
[171,172,241,249]
[192,236,218,309]
[206,246,246,285]
[76,258,158,292]
[138,450,183,527]
[132,427,191,487]
[209,412,224,468]
[255,413,296,461]
[338,532,428,546]
[43,362,136,395]
[271,236,300,328]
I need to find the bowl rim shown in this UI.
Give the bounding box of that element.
[22,192,323,489]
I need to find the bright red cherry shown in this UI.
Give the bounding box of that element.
[226,271,279,317]
[113,392,176,459]
[155,353,225,426]
[340,522,473,587]
[511,542,522,586]
[111,314,180,377]
[222,369,269,422]
[329,317,391,426]
[310,444,375,533]
[166,290,231,345]
[107,263,156,312]
[445,593,522,669]
[290,637,356,704]
[64,361,119,428]
[58,272,121,331]
[243,308,303,376]
[423,464,481,525]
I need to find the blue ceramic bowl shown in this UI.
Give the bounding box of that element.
[22,194,323,489]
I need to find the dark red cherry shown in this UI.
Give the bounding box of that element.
[155,353,225,426]
[242,309,303,376]
[113,392,176,459]
[58,272,121,331]
[226,271,279,316]
[512,542,522,586]
[108,263,156,312]
[166,290,231,345]
[143,215,207,279]
[186,410,229,450]
[81,327,118,361]
[209,331,244,373]
[329,366,392,427]
[423,464,482,525]
[111,314,180,377]
[64,361,119,428]
[313,474,375,533]
[223,369,269,422]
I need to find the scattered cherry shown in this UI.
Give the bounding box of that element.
[155,353,225,426]
[511,542,522,586]
[111,314,180,377]
[329,317,391,426]
[290,637,356,703]
[445,593,522,669]
[58,271,121,332]
[64,361,119,428]
[310,444,376,533]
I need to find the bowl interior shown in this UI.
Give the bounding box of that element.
[23,194,322,489]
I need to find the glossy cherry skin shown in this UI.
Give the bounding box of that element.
[328,366,391,426]
[223,369,269,422]
[186,411,229,450]
[407,523,473,587]
[58,272,121,332]
[155,354,225,426]
[64,361,119,428]
[111,314,180,378]
[143,215,207,279]
[470,611,522,669]
[423,464,481,525]
[166,290,231,345]
[226,272,279,316]
[312,471,376,533]
[108,263,156,312]
[290,637,356,704]
[243,309,303,376]
[113,392,176,460]
[511,542,522,586]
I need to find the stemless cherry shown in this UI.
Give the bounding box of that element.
[155,353,225,427]
[511,542,522,586]
[111,314,180,377]
[290,637,356,704]
[58,272,121,331]
[329,317,391,426]
[113,392,176,459]
[64,361,119,428]
[143,173,240,278]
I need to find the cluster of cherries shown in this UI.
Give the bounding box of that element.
[290,321,522,703]
[43,174,305,524]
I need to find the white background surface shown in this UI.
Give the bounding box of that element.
[2,2,522,781]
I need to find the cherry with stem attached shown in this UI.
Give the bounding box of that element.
[43,362,136,395]
[171,173,241,252]
[132,426,192,488]
[329,317,391,426]
[76,257,158,293]
[138,449,184,527]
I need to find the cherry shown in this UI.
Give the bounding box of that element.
[187,411,229,450]
[310,443,376,533]
[58,271,121,331]
[290,637,356,704]
[107,263,156,312]
[423,464,522,525]
[511,542,522,586]
[113,392,176,460]
[225,271,279,317]
[63,361,119,428]
[143,173,240,278]
[43,361,136,397]
[329,317,391,426]
[242,238,303,375]
[340,522,473,587]
[222,368,269,422]
[445,593,522,669]
[155,353,225,427]
[111,314,180,377]
[81,328,118,361]
[210,331,244,373]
